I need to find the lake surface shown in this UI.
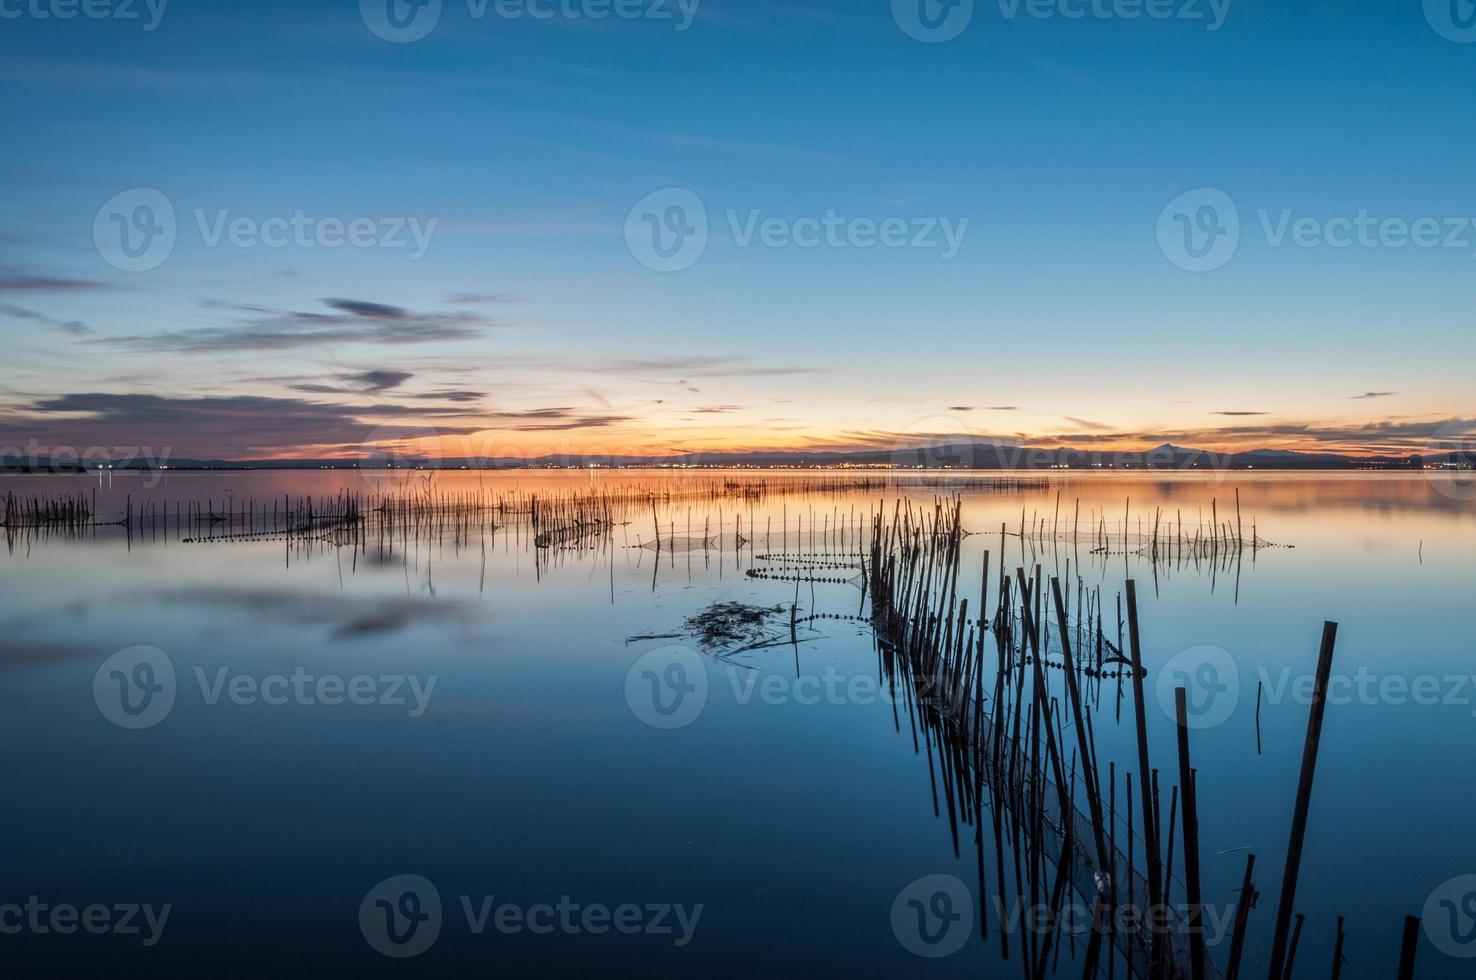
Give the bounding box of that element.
[1,469,1473,978]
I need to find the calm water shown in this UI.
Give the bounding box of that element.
[2,470,1474,978]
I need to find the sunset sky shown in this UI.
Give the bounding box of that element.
[3,0,1474,461]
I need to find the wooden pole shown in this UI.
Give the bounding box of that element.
[1287,913,1307,979]
[1330,916,1347,980]
[1051,577,1110,873]
[1174,688,1207,980]
[1225,853,1258,980]
[1395,915,1420,980]
[1267,621,1340,980]
[1125,579,1165,976]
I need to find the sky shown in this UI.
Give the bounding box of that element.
[2,0,1475,461]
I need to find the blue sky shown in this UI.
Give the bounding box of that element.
[2,0,1474,459]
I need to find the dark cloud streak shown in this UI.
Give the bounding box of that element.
[95,299,490,353]
[0,275,112,293]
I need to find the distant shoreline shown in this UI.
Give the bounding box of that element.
[2,462,1468,474]
[5,439,1471,474]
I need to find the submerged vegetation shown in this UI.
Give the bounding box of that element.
[627,600,792,651]
[680,601,785,649]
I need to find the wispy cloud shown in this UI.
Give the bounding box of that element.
[407,390,484,403]
[1212,410,1268,416]
[455,353,819,383]
[1351,391,1396,400]
[485,407,633,431]
[597,356,819,379]
[447,292,518,305]
[0,303,91,335]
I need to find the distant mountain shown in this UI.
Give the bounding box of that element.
[4,440,1469,472]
